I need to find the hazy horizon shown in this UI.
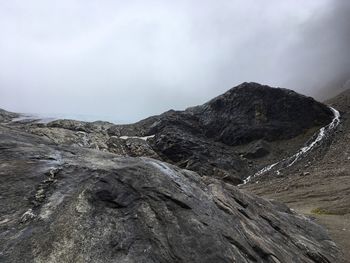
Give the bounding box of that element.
[1,1,349,123]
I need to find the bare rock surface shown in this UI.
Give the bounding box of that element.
[0,123,341,262]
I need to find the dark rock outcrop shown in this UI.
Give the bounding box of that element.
[187,82,332,145]
[242,140,271,159]
[0,124,340,262]
[47,119,114,133]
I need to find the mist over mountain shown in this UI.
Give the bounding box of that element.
[0,0,349,122]
[282,1,350,100]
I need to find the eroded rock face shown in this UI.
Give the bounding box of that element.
[0,125,340,262]
[187,82,333,145]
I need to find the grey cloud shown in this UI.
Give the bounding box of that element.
[280,0,350,100]
[0,0,348,123]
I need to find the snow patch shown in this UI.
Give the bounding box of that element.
[243,163,278,184]
[119,135,155,141]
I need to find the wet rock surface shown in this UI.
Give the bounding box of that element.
[0,123,341,262]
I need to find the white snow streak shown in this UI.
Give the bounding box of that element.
[241,107,340,185]
[119,135,155,141]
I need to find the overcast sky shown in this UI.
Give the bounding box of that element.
[0,0,349,123]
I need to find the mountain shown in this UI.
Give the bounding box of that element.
[0,83,343,262]
[8,82,333,185]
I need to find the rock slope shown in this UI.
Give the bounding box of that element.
[0,122,340,262]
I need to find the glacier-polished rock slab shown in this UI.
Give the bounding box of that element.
[0,124,340,263]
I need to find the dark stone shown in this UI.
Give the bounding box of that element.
[242,140,271,159]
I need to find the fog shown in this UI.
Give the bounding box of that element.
[0,0,349,123]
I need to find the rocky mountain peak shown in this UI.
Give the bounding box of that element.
[190,82,333,145]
